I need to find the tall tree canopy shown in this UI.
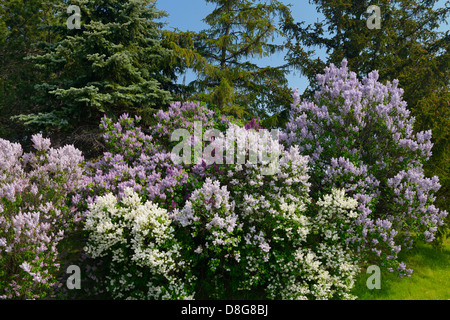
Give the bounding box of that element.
[283,0,449,104]
[0,0,59,141]
[166,0,294,124]
[13,0,177,137]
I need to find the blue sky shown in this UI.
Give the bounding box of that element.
[156,0,449,94]
[157,0,326,93]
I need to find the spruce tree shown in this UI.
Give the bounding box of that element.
[15,0,175,135]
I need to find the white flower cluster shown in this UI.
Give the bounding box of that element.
[266,244,359,300]
[84,188,194,299]
[201,123,282,175]
[171,178,241,269]
[265,188,361,300]
[316,188,359,220]
[172,178,236,227]
[233,144,313,289]
[314,188,359,241]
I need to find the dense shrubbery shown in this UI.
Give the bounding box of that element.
[0,135,85,299]
[282,60,447,277]
[83,188,196,299]
[0,61,447,300]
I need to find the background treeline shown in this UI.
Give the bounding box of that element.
[0,0,448,235]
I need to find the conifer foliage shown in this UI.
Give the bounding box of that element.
[15,0,174,132]
[168,0,293,122]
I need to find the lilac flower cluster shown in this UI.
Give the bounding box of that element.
[83,188,195,299]
[80,114,190,210]
[0,135,86,299]
[244,118,262,130]
[387,168,444,244]
[151,101,236,149]
[171,178,241,298]
[79,103,237,211]
[282,59,448,276]
[265,188,361,300]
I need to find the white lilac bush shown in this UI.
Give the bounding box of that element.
[0,134,85,299]
[282,59,448,277]
[83,188,195,299]
[265,188,361,300]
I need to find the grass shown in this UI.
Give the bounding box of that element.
[351,238,450,300]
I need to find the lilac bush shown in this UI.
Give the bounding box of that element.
[282,59,448,276]
[70,102,238,297]
[83,188,196,299]
[78,92,419,299]
[79,102,236,211]
[169,122,361,299]
[76,100,364,299]
[0,134,85,299]
[82,113,189,206]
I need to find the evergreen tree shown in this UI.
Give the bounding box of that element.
[167,0,293,124]
[0,0,58,141]
[14,0,175,136]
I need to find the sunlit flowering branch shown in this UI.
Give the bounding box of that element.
[282,59,448,277]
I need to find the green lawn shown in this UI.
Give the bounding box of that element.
[351,238,450,300]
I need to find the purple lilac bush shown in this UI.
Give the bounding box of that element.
[76,102,235,214]
[0,134,85,299]
[81,113,189,206]
[282,59,448,277]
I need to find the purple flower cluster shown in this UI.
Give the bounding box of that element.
[80,113,192,211]
[171,178,241,280]
[244,118,262,130]
[387,168,444,243]
[0,135,86,299]
[79,103,238,211]
[282,59,448,276]
[152,101,217,146]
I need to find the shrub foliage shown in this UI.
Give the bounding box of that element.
[0,61,447,299]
